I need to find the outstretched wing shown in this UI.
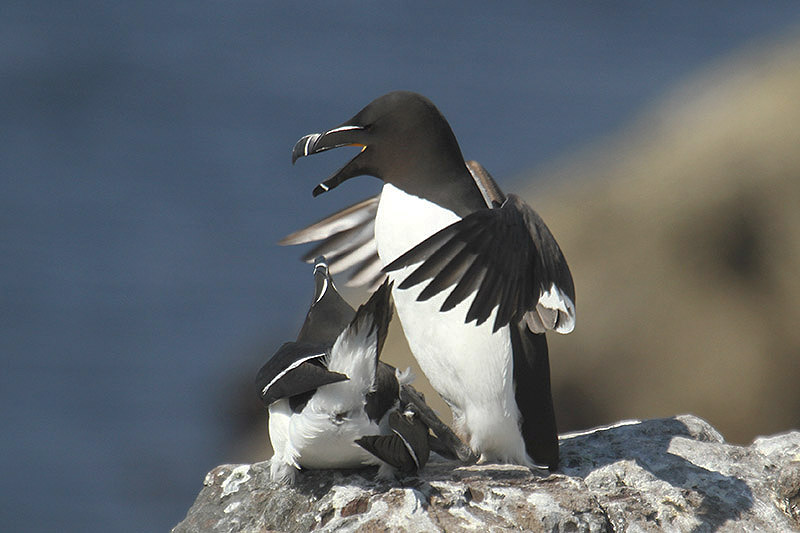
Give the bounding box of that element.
[279,195,385,289]
[384,194,575,334]
[279,161,503,291]
[255,341,347,406]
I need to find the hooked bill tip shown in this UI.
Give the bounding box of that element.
[291,133,321,164]
[312,182,330,197]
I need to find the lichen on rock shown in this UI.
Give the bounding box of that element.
[173,415,800,532]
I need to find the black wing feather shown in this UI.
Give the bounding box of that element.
[385,194,574,333]
[417,246,475,302]
[255,342,347,406]
[465,262,500,326]
[300,221,373,264]
[355,409,430,473]
[281,161,505,292]
[399,241,466,293]
[355,434,418,473]
[413,218,493,300]
[365,362,399,422]
[280,195,386,290]
[440,260,486,312]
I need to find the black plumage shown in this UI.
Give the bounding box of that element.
[385,194,575,333]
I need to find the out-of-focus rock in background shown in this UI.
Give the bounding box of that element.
[235,32,800,463]
[535,32,800,443]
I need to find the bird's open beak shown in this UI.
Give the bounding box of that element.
[291,124,371,197]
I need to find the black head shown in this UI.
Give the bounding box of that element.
[292,91,485,214]
[296,256,355,346]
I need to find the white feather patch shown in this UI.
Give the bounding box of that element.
[327,315,377,393]
[268,400,301,483]
[268,319,384,475]
[531,282,575,334]
[395,367,415,386]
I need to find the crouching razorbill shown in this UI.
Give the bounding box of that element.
[286,91,575,470]
[255,257,431,483]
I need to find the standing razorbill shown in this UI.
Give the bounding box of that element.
[287,91,575,469]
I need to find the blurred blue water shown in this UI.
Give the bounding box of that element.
[3,2,800,531]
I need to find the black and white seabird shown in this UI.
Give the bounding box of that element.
[286,91,575,470]
[256,257,432,483]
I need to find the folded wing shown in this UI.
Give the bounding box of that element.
[255,341,347,406]
[355,409,430,473]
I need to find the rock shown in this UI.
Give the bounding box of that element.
[173,415,800,532]
[522,33,800,444]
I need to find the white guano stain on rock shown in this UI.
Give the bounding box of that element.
[223,501,241,514]
[174,415,800,533]
[446,505,480,530]
[525,491,561,516]
[220,465,251,498]
[327,483,367,508]
[384,489,437,532]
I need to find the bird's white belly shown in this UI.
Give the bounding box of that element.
[375,184,525,462]
[289,409,379,469]
[268,395,380,478]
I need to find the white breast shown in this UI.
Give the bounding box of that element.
[269,394,381,472]
[268,328,383,473]
[287,322,382,470]
[374,183,526,463]
[288,408,379,470]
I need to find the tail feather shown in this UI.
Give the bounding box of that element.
[510,322,559,469]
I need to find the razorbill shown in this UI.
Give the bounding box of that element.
[256,257,431,483]
[287,91,575,469]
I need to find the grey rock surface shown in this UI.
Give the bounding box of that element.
[174,415,800,532]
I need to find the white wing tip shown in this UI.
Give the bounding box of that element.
[328,315,378,394]
[527,283,575,334]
